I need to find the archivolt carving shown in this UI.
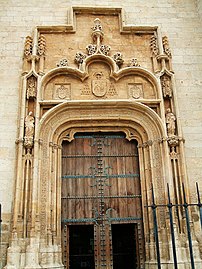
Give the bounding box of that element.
[38,101,167,237]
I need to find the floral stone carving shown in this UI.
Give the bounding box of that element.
[57,58,68,67]
[113,52,124,67]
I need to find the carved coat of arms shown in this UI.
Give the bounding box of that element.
[54,84,71,99]
[128,83,143,99]
[92,72,107,97]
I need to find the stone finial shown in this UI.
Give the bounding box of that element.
[92,18,104,43]
[56,58,68,67]
[38,34,46,56]
[129,58,140,67]
[113,52,124,67]
[150,35,159,56]
[162,36,172,57]
[165,108,176,136]
[24,36,33,58]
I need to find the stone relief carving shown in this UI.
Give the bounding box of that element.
[162,36,172,58]
[75,52,86,66]
[81,83,91,95]
[107,83,117,96]
[150,35,159,56]
[129,58,140,67]
[165,108,176,136]
[128,83,143,99]
[81,80,117,98]
[26,76,37,99]
[86,44,97,55]
[91,18,104,43]
[54,84,71,100]
[100,45,111,56]
[24,36,33,58]
[113,52,124,67]
[24,112,35,149]
[37,34,46,56]
[161,75,172,98]
[92,72,107,97]
[57,58,68,67]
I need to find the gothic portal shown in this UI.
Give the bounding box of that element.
[5,7,202,269]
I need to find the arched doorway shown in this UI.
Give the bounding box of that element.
[61,132,144,269]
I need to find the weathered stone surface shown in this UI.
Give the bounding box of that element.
[0,1,202,268]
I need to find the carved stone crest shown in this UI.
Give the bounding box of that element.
[54,84,71,99]
[128,83,143,99]
[92,72,107,97]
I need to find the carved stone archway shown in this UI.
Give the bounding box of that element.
[5,7,202,269]
[33,100,169,268]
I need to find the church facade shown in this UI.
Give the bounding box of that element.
[0,2,202,269]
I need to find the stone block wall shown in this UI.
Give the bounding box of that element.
[0,0,201,267]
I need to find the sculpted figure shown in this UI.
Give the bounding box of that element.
[166,108,176,136]
[161,76,172,98]
[27,77,36,99]
[25,112,34,137]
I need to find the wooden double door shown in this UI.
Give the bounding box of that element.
[61,133,144,269]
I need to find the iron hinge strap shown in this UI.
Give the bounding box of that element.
[62,173,140,179]
[61,194,142,199]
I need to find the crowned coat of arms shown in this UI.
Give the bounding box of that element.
[92,72,107,97]
[128,83,143,99]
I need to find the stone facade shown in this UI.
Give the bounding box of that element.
[0,1,202,269]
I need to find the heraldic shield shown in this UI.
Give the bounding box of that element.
[92,72,107,97]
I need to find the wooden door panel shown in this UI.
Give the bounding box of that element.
[61,133,144,269]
